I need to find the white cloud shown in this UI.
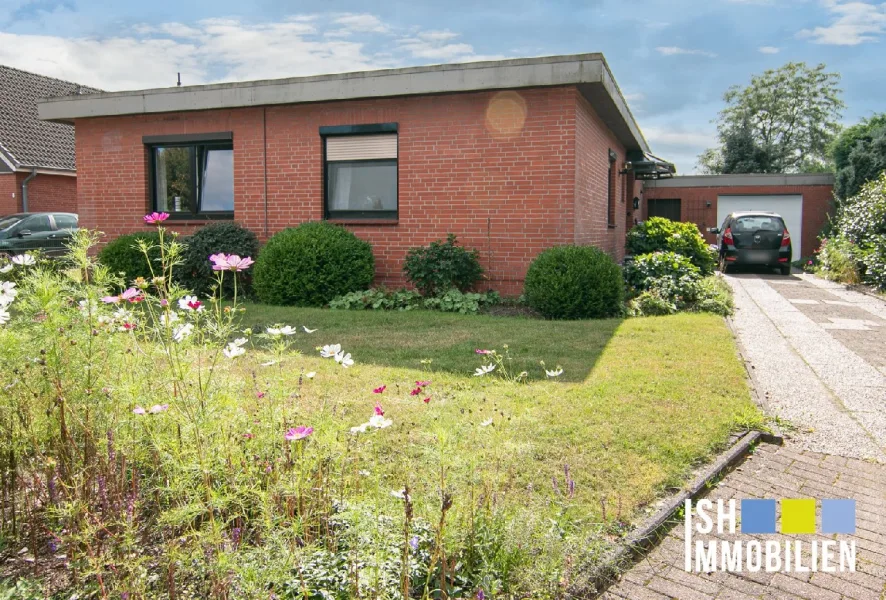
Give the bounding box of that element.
[0,14,501,91]
[655,46,718,57]
[798,0,886,45]
[758,45,781,53]
[643,126,716,148]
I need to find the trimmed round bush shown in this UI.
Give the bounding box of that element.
[98,232,161,287]
[523,245,624,319]
[253,222,374,306]
[626,217,715,275]
[403,234,484,296]
[179,222,259,297]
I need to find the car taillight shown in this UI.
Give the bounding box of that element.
[723,228,734,245]
[781,229,791,247]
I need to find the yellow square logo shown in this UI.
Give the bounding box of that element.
[781,499,816,534]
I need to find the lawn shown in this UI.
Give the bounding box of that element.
[1,280,759,597]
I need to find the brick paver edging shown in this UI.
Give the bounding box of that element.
[572,431,783,597]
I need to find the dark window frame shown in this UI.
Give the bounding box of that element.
[145,133,235,220]
[321,123,399,221]
[607,149,617,227]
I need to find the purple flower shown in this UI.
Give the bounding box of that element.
[374,402,384,416]
[101,295,120,304]
[133,406,146,415]
[285,426,313,441]
[409,536,419,551]
[477,590,485,600]
[143,212,170,225]
[149,403,169,414]
[475,349,491,355]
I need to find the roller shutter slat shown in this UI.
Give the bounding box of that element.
[326,134,397,161]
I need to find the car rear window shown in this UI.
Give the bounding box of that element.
[54,215,78,230]
[733,216,786,233]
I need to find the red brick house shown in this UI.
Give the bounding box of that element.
[38,54,674,294]
[643,174,835,262]
[0,66,99,216]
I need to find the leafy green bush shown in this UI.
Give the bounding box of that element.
[253,222,374,306]
[329,288,422,311]
[625,254,733,316]
[815,236,861,285]
[623,251,701,296]
[421,288,500,314]
[98,232,162,286]
[693,276,734,316]
[625,217,716,274]
[523,245,624,319]
[628,291,677,317]
[179,222,259,297]
[403,234,484,296]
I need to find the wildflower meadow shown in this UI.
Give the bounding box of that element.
[0,216,757,599]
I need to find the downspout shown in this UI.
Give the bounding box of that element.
[21,168,37,212]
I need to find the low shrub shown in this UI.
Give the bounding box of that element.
[626,254,733,317]
[625,217,716,275]
[253,222,374,306]
[692,276,734,316]
[179,222,259,297]
[623,251,701,297]
[523,245,624,319]
[329,287,500,314]
[403,234,484,296]
[98,232,162,286]
[815,236,861,285]
[628,291,677,317]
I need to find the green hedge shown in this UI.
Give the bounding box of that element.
[626,217,715,275]
[179,222,259,297]
[98,232,161,286]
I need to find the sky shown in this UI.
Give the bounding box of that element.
[1,0,883,173]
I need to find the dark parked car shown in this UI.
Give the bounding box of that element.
[709,211,792,275]
[0,212,79,257]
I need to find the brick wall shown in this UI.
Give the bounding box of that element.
[643,184,835,259]
[74,86,622,295]
[0,172,77,216]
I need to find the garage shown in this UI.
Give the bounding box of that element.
[716,195,803,262]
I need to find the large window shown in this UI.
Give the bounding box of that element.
[146,133,234,219]
[322,124,398,220]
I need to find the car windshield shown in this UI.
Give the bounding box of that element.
[0,216,24,231]
[734,215,785,233]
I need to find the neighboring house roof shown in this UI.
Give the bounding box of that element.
[37,53,650,154]
[0,65,101,172]
[643,173,835,188]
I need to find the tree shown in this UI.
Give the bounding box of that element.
[830,114,886,200]
[698,62,844,174]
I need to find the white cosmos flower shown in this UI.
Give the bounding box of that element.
[0,264,12,274]
[302,326,317,333]
[334,350,354,368]
[231,337,248,347]
[173,323,194,342]
[0,308,9,326]
[160,311,179,326]
[11,254,35,266]
[474,364,496,377]
[391,489,408,500]
[368,415,392,429]
[266,326,281,335]
[545,367,564,378]
[223,343,246,359]
[77,298,98,313]
[0,281,17,306]
[278,325,297,336]
[320,343,341,358]
[480,418,494,427]
[305,371,316,379]
[178,295,204,311]
[350,422,370,434]
[261,360,278,367]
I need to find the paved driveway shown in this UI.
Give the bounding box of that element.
[728,272,886,460]
[602,272,886,599]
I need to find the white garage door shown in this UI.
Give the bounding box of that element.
[717,195,803,261]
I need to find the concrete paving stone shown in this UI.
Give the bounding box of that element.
[789,298,821,305]
[769,573,842,600]
[647,575,717,600]
[603,579,672,599]
[808,572,884,600]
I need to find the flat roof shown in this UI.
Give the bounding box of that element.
[36,53,649,153]
[644,173,835,188]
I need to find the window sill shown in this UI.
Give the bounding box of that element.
[148,217,233,226]
[328,219,399,226]
[607,223,617,229]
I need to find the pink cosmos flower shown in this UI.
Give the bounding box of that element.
[225,255,255,272]
[373,385,386,394]
[121,322,136,331]
[410,387,421,396]
[374,402,385,416]
[143,212,170,225]
[475,349,492,355]
[256,391,266,399]
[285,426,314,441]
[243,433,254,440]
[415,380,430,387]
[132,406,146,415]
[101,295,120,304]
[160,299,169,307]
[149,404,169,414]
[209,253,230,270]
[120,288,142,303]
[423,397,431,404]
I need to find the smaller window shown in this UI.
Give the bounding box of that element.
[607,149,617,226]
[21,215,53,233]
[323,126,398,220]
[148,136,234,219]
[53,214,78,230]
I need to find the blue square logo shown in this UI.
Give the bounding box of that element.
[741,499,777,534]
[821,499,856,534]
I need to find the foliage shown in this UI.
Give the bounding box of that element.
[330,288,501,315]
[698,62,844,174]
[625,254,732,317]
[98,231,163,286]
[179,221,260,297]
[628,291,677,316]
[692,276,734,316]
[523,245,624,320]
[625,217,715,275]
[831,115,886,201]
[253,222,374,306]
[403,234,484,296]
[819,173,886,289]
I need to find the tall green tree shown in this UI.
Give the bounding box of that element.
[830,114,886,200]
[698,62,844,174]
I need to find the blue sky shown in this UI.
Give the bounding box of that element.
[1,0,883,172]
